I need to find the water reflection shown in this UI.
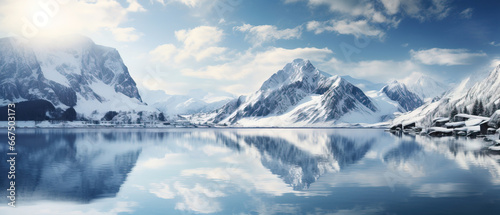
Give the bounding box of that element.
[0,129,144,203]
[1,129,500,214]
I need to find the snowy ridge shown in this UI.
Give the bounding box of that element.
[399,72,449,101]
[381,80,423,112]
[394,64,500,126]
[200,59,416,127]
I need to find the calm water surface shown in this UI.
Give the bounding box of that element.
[1,128,500,214]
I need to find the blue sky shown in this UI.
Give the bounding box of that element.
[1,0,500,96]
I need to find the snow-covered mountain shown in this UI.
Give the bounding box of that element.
[0,36,157,120]
[393,65,500,126]
[139,88,234,116]
[202,59,416,126]
[399,72,449,101]
[381,80,423,112]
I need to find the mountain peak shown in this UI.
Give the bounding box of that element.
[284,58,315,74]
[382,81,423,112]
[260,59,320,91]
[398,72,449,101]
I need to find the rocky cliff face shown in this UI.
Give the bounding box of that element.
[0,36,153,120]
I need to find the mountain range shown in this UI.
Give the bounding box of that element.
[197,59,443,126]
[139,88,234,116]
[0,36,455,126]
[394,65,500,126]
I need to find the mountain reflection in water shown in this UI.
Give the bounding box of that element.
[1,129,500,214]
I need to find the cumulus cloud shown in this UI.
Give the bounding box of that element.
[235,24,302,46]
[410,48,486,66]
[291,0,452,39]
[150,26,227,63]
[381,0,401,15]
[126,0,147,12]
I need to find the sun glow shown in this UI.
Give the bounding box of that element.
[0,0,130,40]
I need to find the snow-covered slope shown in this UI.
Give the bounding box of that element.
[139,88,233,116]
[202,59,415,127]
[399,72,449,101]
[0,36,156,120]
[394,65,500,126]
[381,80,423,112]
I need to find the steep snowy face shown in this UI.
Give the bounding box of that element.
[399,72,449,101]
[463,65,500,106]
[0,36,150,118]
[393,65,500,126]
[0,37,78,107]
[212,59,379,125]
[32,36,142,102]
[381,80,423,112]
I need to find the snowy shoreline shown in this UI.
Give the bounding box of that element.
[0,120,390,129]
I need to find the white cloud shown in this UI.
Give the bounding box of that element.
[374,0,447,21]
[410,48,487,66]
[180,46,332,94]
[319,57,423,83]
[289,0,451,39]
[171,0,209,7]
[150,44,178,62]
[235,24,302,46]
[150,183,177,199]
[460,8,473,19]
[288,0,451,22]
[0,0,145,40]
[110,27,143,42]
[126,0,147,12]
[302,0,388,22]
[489,41,500,47]
[381,0,401,15]
[175,26,223,51]
[306,19,385,38]
[150,26,227,63]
